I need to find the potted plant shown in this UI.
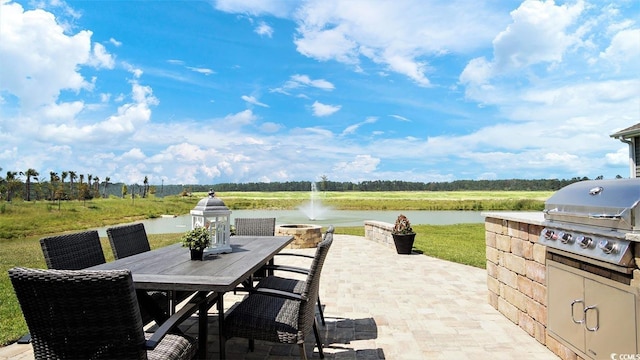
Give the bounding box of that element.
[181,226,211,260]
[391,214,416,254]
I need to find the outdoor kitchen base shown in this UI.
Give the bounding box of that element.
[547,258,639,359]
[485,179,640,360]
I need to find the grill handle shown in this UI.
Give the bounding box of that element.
[544,209,624,220]
[571,299,585,324]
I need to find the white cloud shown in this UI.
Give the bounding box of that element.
[599,28,640,68]
[214,0,298,17]
[241,95,269,107]
[491,0,584,71]
[333,154,380,175]
[389,114,409,122]
[279,74,335,91]
[121,148,146,160]
[293,0,507,86]
[311,101,341,117]
[223,109,259,126]
[461,0,585,88]
[42,101,85,121]
[187,66,215,75]
[260,122,282,132]
[605,147,630,167]
[341,117,377,136]
[255,21,274,37]
[0,1,94,110]
[109,38,122,47]
[123,62,143,78]
[88,43,115,69]
[37,81,158,143]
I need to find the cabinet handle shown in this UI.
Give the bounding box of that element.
[584,305,599,331]
[571,299,585,324]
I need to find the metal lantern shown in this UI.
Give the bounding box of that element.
[190,189,232,254]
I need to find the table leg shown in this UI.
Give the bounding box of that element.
[198,300,207,359]
[267,258,274,276]
[218,294,226,359]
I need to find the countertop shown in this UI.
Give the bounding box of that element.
[481,211,545,225]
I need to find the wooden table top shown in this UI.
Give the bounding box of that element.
[89,236,293,292]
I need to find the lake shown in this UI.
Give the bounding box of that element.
[93,210,486,236]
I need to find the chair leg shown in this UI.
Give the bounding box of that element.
[298,343,308,360]
[316,296,325,326]
[313,318,324,359]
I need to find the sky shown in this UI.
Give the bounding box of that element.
[0,0,639,186]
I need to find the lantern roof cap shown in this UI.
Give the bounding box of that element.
[192,189,229,212]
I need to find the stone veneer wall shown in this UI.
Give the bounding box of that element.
[485,214,582,359]
[485,216,548,343]
[364,220,395,249]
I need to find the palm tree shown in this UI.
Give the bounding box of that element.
[5,171,18,201]
[49,171,59,201]
[0,167,4,200]
[68,171,77,199]
[103,176,110,198]
[61,171,68,198]
[143,176,149,198]
[79,174,84,186]
[21,168,39,201]
[93,176,100,197]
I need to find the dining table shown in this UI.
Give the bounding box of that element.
[89,235,294,359]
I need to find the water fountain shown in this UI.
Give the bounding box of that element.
[298,182,332,221]
[274,182,330,249]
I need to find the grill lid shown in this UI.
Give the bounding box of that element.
[544,178,640,231]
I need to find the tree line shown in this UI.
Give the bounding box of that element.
[209,176,613,193]
[0,167,153,202]
[0,165,623,202]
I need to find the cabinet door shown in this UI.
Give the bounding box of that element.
[584,278,636,358]
[548,264,585,350]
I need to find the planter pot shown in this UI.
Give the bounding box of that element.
[392,233,416,254]
[190,249,204,260]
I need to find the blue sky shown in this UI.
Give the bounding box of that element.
[1,0,639,185]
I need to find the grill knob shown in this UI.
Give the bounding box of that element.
[544,230,556,240]
[598,240,618,254]
[577,236,594,249]
[560,232,573,244]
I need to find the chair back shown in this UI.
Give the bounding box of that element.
[40,230,106,270]
[107,223,151,259]
[234,217,276,236]
[9,267,148,360]
[298,227,333,332]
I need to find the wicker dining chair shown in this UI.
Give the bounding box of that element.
[234,217,276,279]
[106,223,195,315]
[40,229,169,326]
[9,267,197,360]
[222,229,334,359]
[257,226,334,326]
[233,217,276,236]
[107,223,151,260]
[40,230,106,270]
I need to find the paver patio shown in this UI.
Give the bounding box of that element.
[0,234,558,359]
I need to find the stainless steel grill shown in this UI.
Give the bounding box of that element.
[539,178,640,271]
[541,178,640,359]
